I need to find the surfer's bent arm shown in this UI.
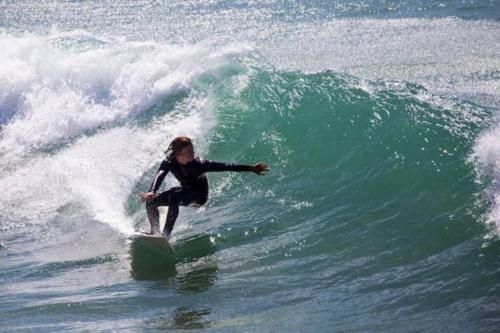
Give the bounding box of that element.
[149,160,170,193]
[200,159,254,173]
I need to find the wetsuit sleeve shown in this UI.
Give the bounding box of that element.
[200,159,254,173]
[149,160,170,193]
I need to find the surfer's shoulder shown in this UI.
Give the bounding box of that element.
[160,158,173,169]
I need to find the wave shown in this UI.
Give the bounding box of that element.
[0,30,250,233]
[0,29,497,243]
[202,66,494,245]
[0,19,499,332]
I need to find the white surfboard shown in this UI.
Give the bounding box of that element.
[130,233,174,254]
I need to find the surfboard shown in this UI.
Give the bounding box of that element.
[129,233,174,255]
[129,233,176,279]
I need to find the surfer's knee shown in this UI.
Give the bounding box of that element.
[168,195,181,207]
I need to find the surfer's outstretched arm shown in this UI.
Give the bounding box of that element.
[201,159,269,175]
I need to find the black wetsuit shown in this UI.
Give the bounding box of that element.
[146,157,253,236]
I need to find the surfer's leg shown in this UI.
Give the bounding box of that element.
[146,202,161,234]
[146,187,181,235]
[162,189,206,237]
[163,203,179,237]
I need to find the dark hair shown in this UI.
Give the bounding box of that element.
[165,136,193,161]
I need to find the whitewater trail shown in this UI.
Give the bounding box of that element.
[0,31,251,233]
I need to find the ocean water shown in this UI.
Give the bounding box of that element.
[1,1,500,332]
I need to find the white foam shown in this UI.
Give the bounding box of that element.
[0,30,244,233]
[472,122,500,234]
[0,95,215,233]
[0,31,250,159]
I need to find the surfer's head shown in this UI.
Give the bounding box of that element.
[165,136,195,164]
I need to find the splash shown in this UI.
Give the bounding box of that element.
[0,30,250,233]
[0,30,250,157]
[472,122,500,234]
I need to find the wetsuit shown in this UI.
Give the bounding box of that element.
[146,157,253,236]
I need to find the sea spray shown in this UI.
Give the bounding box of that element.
[0,31,249,233]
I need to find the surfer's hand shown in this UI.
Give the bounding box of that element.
[252,162,269,175]
[139,191,156,203]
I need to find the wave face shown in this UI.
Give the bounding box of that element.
[1,1,500,332]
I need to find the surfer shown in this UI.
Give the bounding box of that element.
[139,136,269,237]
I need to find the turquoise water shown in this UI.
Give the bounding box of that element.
[1,1,500,332]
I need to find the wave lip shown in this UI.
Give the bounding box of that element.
[0,30,251,157]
